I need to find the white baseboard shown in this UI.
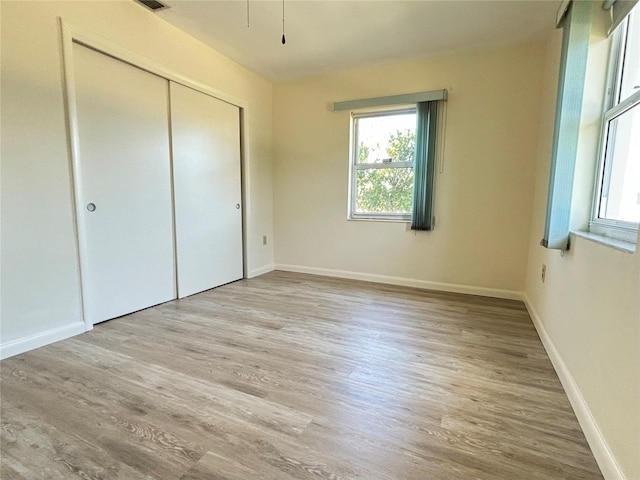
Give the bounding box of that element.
[274,264,524,301]
[0,321,88,360]
[523,296,624,480]
[248,263,275,278]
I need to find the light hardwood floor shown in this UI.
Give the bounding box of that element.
[1,271,603,479]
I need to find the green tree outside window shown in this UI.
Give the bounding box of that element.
[356,129,415,214]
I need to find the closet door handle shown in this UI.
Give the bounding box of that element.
[236,204,240,209]
[87,203,96,212]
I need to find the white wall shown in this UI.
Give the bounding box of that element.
[524,8,640,480]
[272,40,547,297]
[0,1,274,356]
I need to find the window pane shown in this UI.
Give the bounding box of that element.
[599,104,640,223]
[355,167,414,215]
[356,112,416,164]
[619,12,640,103]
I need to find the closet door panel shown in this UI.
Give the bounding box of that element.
[73,43,176,324]
[170,82,243,297]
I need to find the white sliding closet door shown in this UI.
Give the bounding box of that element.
[73,43,176,324]
[170,82,243,298]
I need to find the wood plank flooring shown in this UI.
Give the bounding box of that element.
[0,271,603,479]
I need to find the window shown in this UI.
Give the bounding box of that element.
[349,107,416,220]
[592,9,640,242]
[338,91,443,228]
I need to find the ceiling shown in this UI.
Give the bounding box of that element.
[155,0,561,82]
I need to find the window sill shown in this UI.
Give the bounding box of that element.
[348,216,410,224]
[571,230,636,253]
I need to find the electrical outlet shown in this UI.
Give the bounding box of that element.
[541,264,546,283]
[263,235,267,245]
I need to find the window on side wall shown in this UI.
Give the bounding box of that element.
[349,107,416,221]
[591,9,640,242]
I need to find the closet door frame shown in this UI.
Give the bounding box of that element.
[60,18,249,332]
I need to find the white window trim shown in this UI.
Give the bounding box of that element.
[589,18,640,243]
[348,106,416,222]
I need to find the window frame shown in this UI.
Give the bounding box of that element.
[348,105,417,222]
[590,13,640,242]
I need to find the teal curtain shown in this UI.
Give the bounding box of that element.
[411,101,438,231]
[542,0,591,250]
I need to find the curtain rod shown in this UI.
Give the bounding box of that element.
[333,89,447,112]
